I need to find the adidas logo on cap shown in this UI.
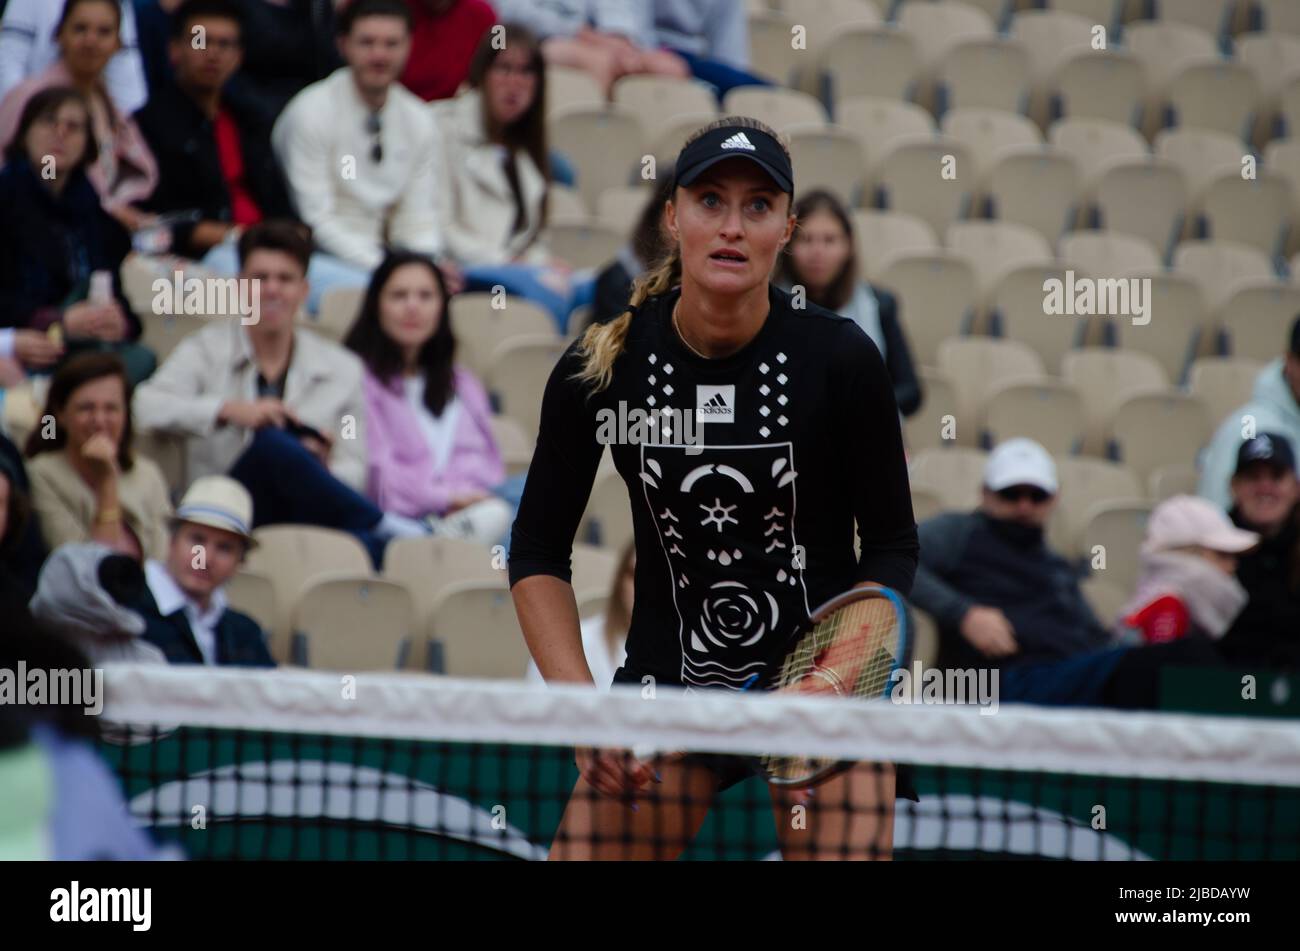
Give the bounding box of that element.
[720,132,757,151]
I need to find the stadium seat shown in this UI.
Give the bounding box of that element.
[941,107,1042,181]
[897,0,997,110]
[1079,573,1129,629]
[908,446,991,512]
[548,105,645,211]
[935,37,1031,115]
[312,286,364,344]
[548,184,588,219]
[988,263,1090,370]
[648,112,721,166]
[1046,48,1147,129]
[1193,171,1292,258]
[820,24,921,105]
[450,293,555,378]
[723,87,828,132]
[1218,281,1300,362]
[876,251,978,365]
[1263,139,1300,251]
[428,582,531,678]
[611,76,718,141]
[543,216,624,270]
[1172,239,1275,311]
[572,542,620,596]
[837,96,936,177]
[911,484,945,523]
[1091,158,1188,260]
[982,378,1086,455]
[982,147,1082,244]
[1058,230,1160,278]
[937,336,1046,426]
[1107,391,1210,484]
[1155,0,1236,38]
[1049,118,1150,199]
[290,575,412,670]
[1187,356,1266,427]
[596,184,654,236]
[225,570,277,641]
[785,123,867,205]
[1046,0,1124,33]
[1163,61,1260,141]
[1110,269,1211,384]
[945,220,1053,305]
[489,414,534,477]
[1256,0,1300,37]
[1281,70,1300,131]
[904,366,963,450]
[120,254,160,314]
[1236,32,1300,146]
[1062,348,1168,455]
[1051,454,1145,557]
[575,589,609,621]
[383,535,505,651]
[871,137,974,236]
[909,605,940,668]
[545,66,604,115]
[485,335,567,439]
[1153,127,1248,200]
[1009,9,1095,124]
[748,9,804,86]
[139,309,233,366]
[578,463,634,552]
[245,526,373,661]
[1079,500,1153,593]
[1123,21,1219,136]
[1147,462,1201,502]
[134,428,188,497]
[850,209,938,280]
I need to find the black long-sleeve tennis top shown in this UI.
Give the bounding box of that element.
[508,284,919,689]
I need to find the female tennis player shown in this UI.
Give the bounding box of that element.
[508,117,919,861]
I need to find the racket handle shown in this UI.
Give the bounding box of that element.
[740,673,759,691]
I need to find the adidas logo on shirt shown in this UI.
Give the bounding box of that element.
[719,132,757,151]
[696,385,736,422]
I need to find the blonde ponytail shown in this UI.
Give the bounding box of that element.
[572,247,681,393]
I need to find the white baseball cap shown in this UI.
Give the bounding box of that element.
[1142,495,1259,554]
[983,438,1058,494]
[173,476,256,545]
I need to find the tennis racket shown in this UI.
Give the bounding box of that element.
[754,584,908,787]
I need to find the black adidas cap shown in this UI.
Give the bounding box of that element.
[673,123,794,195]
[1235,432,1297,476]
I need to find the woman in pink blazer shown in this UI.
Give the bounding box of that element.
[346,251,511,545]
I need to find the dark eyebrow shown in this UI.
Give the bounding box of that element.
[689,176,779,196]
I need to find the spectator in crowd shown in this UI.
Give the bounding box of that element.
[588,174,673,329]
[0,88,154,385]
[0,0,160,234]
[774,189,922,417]
[345,251,512,544]
[526,541,633,687]
[1116,494,1258,644]
[399,0,496,102]
[1200,315,1300,509]
[0,448,40,603]
[132,220,433,564]
[131,474,275,666]
[132,0,185,95]
[25,353,172,561]
[0,0,149,114]
[227,0,341,125]
[650,0,769,97]
[1221,433,1300,668]
[271,0,453,304]
[493,0,688,96]
[134,0,294,261]
[433,23,588,330]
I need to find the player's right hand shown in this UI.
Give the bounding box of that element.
[576,747,654,798]
[960,605,1019,657]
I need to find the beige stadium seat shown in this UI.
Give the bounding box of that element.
[1257,0,1300,36]
[1062,347,1168,455]
[941,107,1042,182]
[897,0,996,109]
[596,184,654,236]
[543,216,623,270]
[796,0,884,77]
[289,575,413,670]
[611,76,717,141]
[988,263,1090,371]
[225,570,276,637]
[785,123,867,204]
[945,220,1053,305]
[908,446,991,511]
[876,252,978,365]
[245,526,373,661]
[1009,9,1095,123]
[1109,269,1211,384]
[1107,390,1210,483]
[548,105,644,210]
[982,147,1082,244]
[383,535,505,654]
[1123,21,1219,136]
[575,589,609,620]
[1153,127,1247,200]
[546,66,604,114]
[134,428,188,497]
[836,96,936,177]
[850,209,938,280]
[450,293,555,377]
[1164,61,1260,141]
[1048,48,1147,130]
[1156,0,1236,37]
[427,582,531,678]
[488,414,533,477]
[120,254,160,314]
[140,311,235,366]
[1057,230,1160,278]
[723,86,828,131]
[1236,32,1300,146]
[748,10,804,85]
[1281,75,1300,146]
[1048,118,1149,191]
[1050,455,1144,557]
[1079,573,1130,628]
[911,484,945,523]
[936,37,1031,114]
[1079,500,1153,593]
[1092,158,1188,259]
[1187,357,1266,427]
[548,184,588,219]
[909,604,940,668]
[1263,139,1300,249]
[648,111,719,165]
[485,335,567,439]
[820,24,921,104]
[1219,281,1300,362]
[937,336,1046,425]
[572,542,619,595]
[904,366,963,449]
[982,378,1086,455]
[1193,172,1292,258]
[871,137,974,236]
[1172,239,1274,311]
[1147,462,1202,502]
[310,286,364,344]
[578,464,633,551]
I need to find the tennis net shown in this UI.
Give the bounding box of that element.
[98,665,1300,861]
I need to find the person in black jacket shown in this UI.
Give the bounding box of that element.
[134,0,295,261]
[0,436,46,603]
[225,0,340,126]
[588,175,674,330]
[774,189,922,417]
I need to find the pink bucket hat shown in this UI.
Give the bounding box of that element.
[1142,495,1259,554]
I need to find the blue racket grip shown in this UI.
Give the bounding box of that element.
[740,673,759,691]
